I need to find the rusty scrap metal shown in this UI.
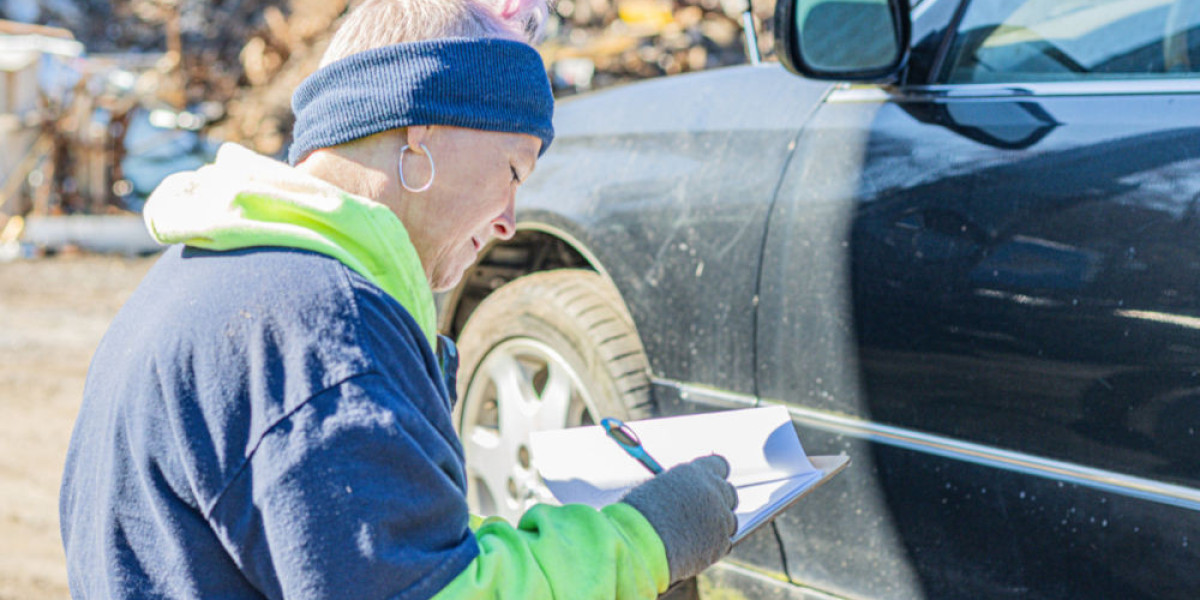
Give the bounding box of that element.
[3,0,773,204]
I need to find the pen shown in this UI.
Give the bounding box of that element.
[601,417,664,475]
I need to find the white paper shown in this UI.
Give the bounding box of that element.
[530,405,829,541]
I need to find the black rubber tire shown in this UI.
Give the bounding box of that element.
[455,269,653,426]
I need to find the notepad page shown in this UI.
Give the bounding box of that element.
[531,405,817,507]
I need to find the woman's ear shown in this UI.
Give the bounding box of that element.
[405,125,433,151]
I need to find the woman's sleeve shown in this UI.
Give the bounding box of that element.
[205,370,669,600]
[204,374,481,600]
[434,503,670,600]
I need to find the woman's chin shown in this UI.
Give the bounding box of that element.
[430,263,468,292]
[430,274,461,293]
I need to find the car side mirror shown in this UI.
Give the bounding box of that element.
[775,0,912,81]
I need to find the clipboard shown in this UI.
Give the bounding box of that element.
[732,453,849,542]
[529,405,850,543]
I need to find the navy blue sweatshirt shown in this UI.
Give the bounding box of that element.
[59,246,477,599]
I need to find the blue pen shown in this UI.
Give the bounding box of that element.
[601,417,664,475]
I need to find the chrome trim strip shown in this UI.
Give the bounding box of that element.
[662,381,1200,512]
[827,80,1200,103]
[652,378,757,409]
[824,85,891,103]
[912,80,1200,98]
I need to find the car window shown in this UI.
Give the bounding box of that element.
[940,0,1200,83]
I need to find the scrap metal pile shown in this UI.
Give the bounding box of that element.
[0,0,773,226]
[125,0,774,157]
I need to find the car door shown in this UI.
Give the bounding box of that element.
[756,0,1200,597]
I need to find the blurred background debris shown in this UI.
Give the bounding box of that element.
[0,0,776,255]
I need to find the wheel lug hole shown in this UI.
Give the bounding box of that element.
[518,445,531,469]
[507,477,518,499]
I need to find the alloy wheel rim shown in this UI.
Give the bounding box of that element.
[461,337,596,523]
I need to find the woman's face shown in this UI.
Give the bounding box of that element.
[398,126,541,292]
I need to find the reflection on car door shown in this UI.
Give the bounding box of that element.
[757,1,1200,597]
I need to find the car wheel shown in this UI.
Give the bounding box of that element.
[454,269,653,523]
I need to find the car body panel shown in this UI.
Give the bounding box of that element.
[517,65,831,396]
[757,12,1200,599]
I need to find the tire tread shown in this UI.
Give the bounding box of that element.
[455,269,654,425]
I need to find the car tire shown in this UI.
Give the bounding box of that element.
[454,269,654,523]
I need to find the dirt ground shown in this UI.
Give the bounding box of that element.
[0,254,157,599]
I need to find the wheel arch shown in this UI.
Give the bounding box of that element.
[438,222,619,339]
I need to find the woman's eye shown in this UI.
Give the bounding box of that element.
[511,166,521,183]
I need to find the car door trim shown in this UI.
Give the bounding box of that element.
[826,80,1200,104]
[912,80,1200,98]
[923,0,971,85]
[657,378,1200,512]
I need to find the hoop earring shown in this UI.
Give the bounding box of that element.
[398,143,435,193]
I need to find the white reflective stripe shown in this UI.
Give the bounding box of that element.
[659,379,1200,512]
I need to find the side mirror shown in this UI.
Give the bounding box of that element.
[775,0,912,81]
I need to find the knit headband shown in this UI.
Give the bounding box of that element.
[289,37,555,165]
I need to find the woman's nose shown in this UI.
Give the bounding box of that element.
[492,200,516,241]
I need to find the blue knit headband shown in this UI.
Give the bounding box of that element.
[289,37,554,165]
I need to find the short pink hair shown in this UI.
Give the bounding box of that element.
[321,0,551,67]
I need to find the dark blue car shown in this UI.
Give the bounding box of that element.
[440,1,1200,597]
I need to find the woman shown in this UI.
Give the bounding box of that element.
[59,1,737,598]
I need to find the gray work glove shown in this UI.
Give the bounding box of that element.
[621,455,738,583]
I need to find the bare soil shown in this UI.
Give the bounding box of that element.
[0,254,156,599]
